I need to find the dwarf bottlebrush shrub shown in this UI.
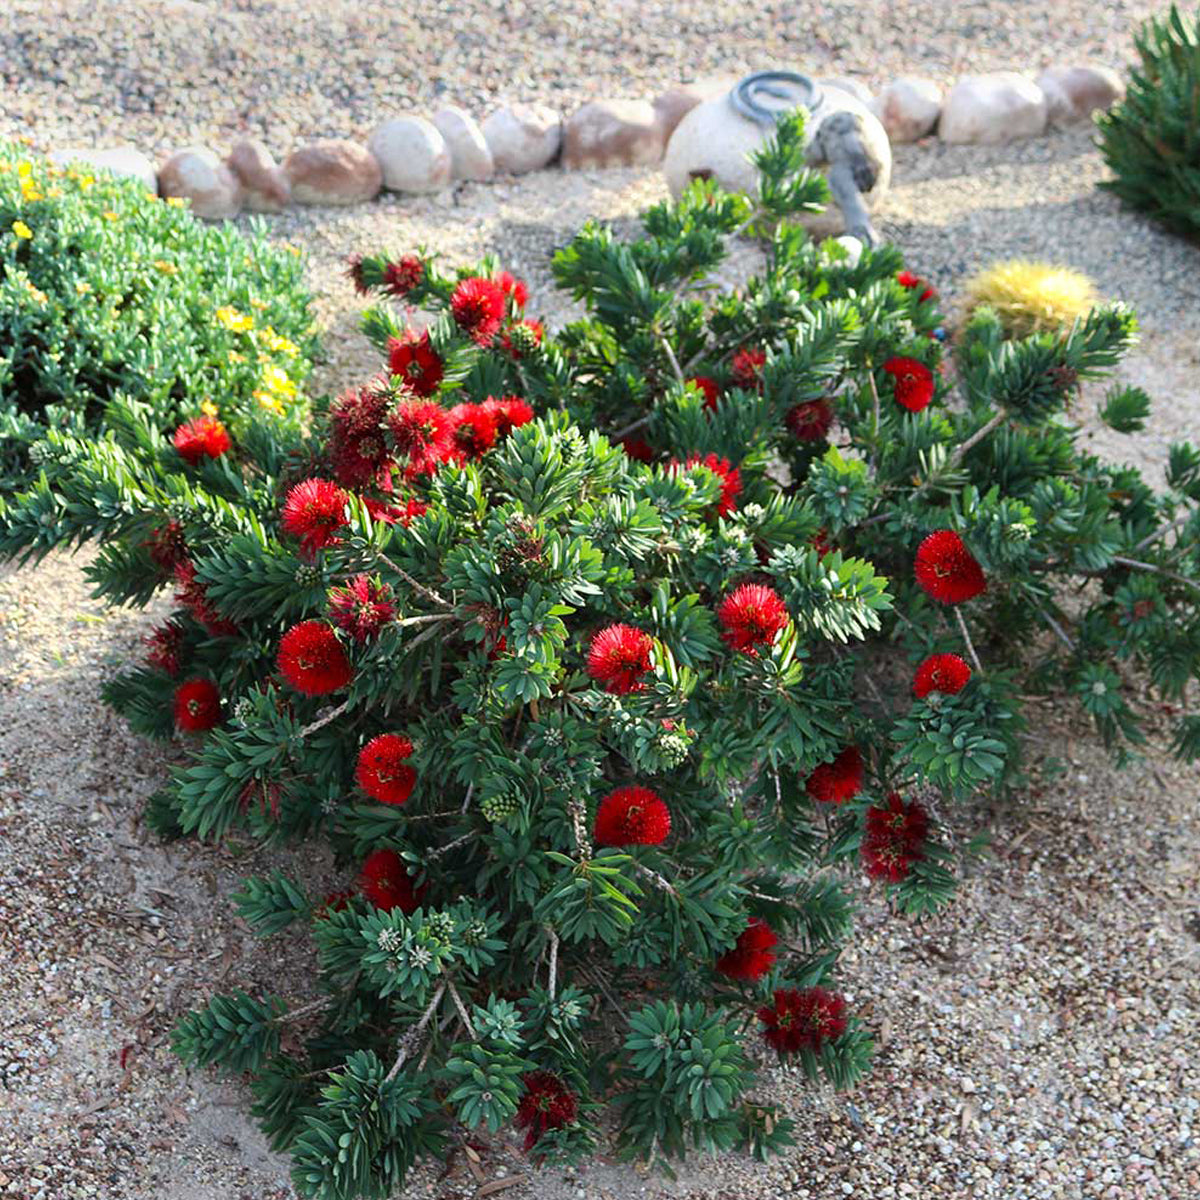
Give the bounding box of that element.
[3,113,1200,1199]
[0,140,316,486]
[1097,5,1200,238]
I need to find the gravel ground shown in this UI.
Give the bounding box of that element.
[2,4,1200,1200]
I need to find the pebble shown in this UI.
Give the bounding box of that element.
[368,115,452,194]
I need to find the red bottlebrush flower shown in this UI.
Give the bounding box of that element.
[716,918,778,982]
[314,890,354,919]
[810,528,833,560]
[730,346,767,390]
[482,395,535,438]
[897,270,936,303]
[359,848,422,914]
[344,252,369,296]
[673,452,742,517]
[495,270,529,309]
[617,436,654,463]
[586,623,654,694]
[913,652,972,698]
[145,620,186,677]
[515,1071,578,1152]
[500,318,545,360]
[277,621,352,696]
[593,785,671,847]
[914,530,987,604]
[173,678,221,732]
[356,734,416,805]
[446,402,498,462]
[805,745,864,805]
[173,416,231,465]
[239,777,283,820]
[882,356,935,413]
[717,583,789,654]
[280,479,350,556]
[785,399,834,442]
[329,383,392,489]
[382,255,424,297]
[388,330,444,397]
[362,495,427,526]
[688,375,721,410]
[450,276,506,345]
[327,574,396,642]
[388,397,454,478]
[173,561,238,637]
[757,987,848,1057]
[862,792,929,882]
[144,520,188,573]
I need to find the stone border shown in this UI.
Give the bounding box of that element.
[38,65,1124,222]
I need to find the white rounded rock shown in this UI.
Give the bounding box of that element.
[283,139,382,206]
[482,103,562,174]
[873,77,942,143]
[48,145,157,191]
[819,76,874,107]
[1036,65,1125,125]
[432,106,494,181]
[158,146,242,220]
[368,116,452,194]
[939,73,1048,144]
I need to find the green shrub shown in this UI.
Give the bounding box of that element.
[0,141,317,486]
[2,114,1198,1199]
[1097,5,1200,237]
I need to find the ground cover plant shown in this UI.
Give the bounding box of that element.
[1,115,1198,1199]
[0,139,317,487]
[1097,4,1200,239]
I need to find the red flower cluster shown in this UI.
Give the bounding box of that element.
[861,792,929,882]
[344,253,369,296]
[500,318,545,359]
[174,561,238,637]
[484,395,535,438]
[360,848,423,913]
[617,435,654,463]
[329,382,392,489]
[914,530,986,604]
[173,416,231,465]
[913,652,972,698]
[327,574,396,642]
[450,276,506,345]
[362,495,427,527]
[280,479,350,556]
[730,346,766,390]
[897,270,937,303]
[515,1071,578,1152]
[382,255,424,297]
[388,330,444,397]
[805,745,864,804]
[145,620,186,677]
[593,785,671,847]
[586,623,654,694]
[144,520,188,573]
[277,621,352,696]
[173,678,221,732]
[388,397,454,478]
[882,356,935,413]
[356,734,416,805]
[716,918,778,982]
[785,399,834,442]
[717,583,789,653]
[447,402,497,461]
[495,270,529,310]
[758,987,848,1057]
[673,452,741,517]
[688,375,721,410]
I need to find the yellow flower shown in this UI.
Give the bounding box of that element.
[200,399,219,417]
[166,196,186,208]
[75,281,92,295]
[153,259,179,275]
[17,161,32,177]
[16,135,33,147]
[102,210,119,221]
[260,326,300,357]
[249,298,268,311]
[46,187,62,198]
[215,306,253,333]
[259,363,297,397]
[78,174,95,190]
[281,242,301,256]
[227,350,247,363]
[11,220,32,240]
[21,186,44,202]
[254,390,286,416]
[26,283,49,304]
